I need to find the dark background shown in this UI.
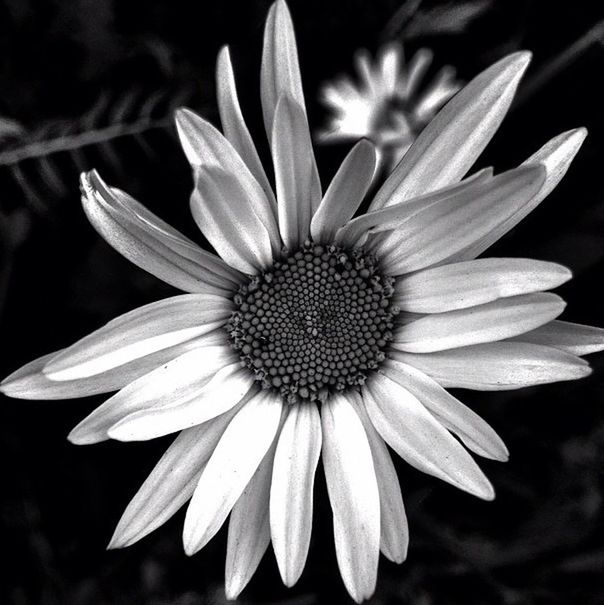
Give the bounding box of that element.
[2,1,604,603]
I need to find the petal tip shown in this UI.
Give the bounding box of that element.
[477,481,496,502]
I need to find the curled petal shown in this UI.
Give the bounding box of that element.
[81,171,240,294]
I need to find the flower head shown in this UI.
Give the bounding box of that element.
[318,43,461,169]
[2,1,604,602]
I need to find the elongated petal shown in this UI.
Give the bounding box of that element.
[390,342,591,390]
[270,403,321,586]
[43,294,230,381]
[510,320,604,356]
[272,95,321,248]
[69,344,234,444]
[108,406,241,549]
[310,139,376,242]
[175,109,279,247]
[216,46,276,205]
[392,293,565,353]
[377,165,546,275]
[261,0,307,139]
[394,258,572,313]
[81,171,240,294]
[355,395,408,563]
[369,51,531,210]
[225,438,277,599]
[322,394,380,603]
[452,128,588,261]
[338,167,502,248]
[364,374,494,500]
[1,331,226,402]
[183,390,283,555]
[383,360,508,461]
[108,363,254,442]
[191,166,275,273]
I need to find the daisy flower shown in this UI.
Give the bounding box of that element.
[318,43,461,169]
[3,1,604,602]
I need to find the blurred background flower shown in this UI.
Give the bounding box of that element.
[2,1,604,604]
[317,44,461,171]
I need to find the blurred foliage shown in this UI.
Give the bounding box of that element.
[2,0,604,604]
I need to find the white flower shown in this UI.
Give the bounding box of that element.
[318,43,461,169]
[2,1,603,602]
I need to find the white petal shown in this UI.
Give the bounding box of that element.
[225,440,276,599]
[43,294,230,381]
[80,171,241,294]
[364,374,494,500]
[68,344,234,445]
[272,95,321,249]
[510,320,604,356]
[0,339,206,400]
[392,293,565,353]
[369,51,532,210]
[216,46,276,206]
[321,394,380,604]
[261,0,307,139]
[390,342,591,390]
[377,165,546,275]
[383,360,508,461]
[354,394,408,563]
[191,166,275,273]
[394,258,572,313]
[452,128,588,261]
[310,139,377,243]
[107,363,254,442]
[183,390,283,555]
[360,168,492,253]
[175,108,279,247]
[270,403,322,586]
[108,407,240,549]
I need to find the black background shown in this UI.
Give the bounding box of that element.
[2,1,604,603]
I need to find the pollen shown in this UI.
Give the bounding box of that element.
[227,241,398,404]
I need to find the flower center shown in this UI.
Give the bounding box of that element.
[227,241,398,404]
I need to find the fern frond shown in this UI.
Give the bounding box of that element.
[0,86,196,213]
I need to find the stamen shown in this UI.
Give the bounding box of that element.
[227,241,398,404]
